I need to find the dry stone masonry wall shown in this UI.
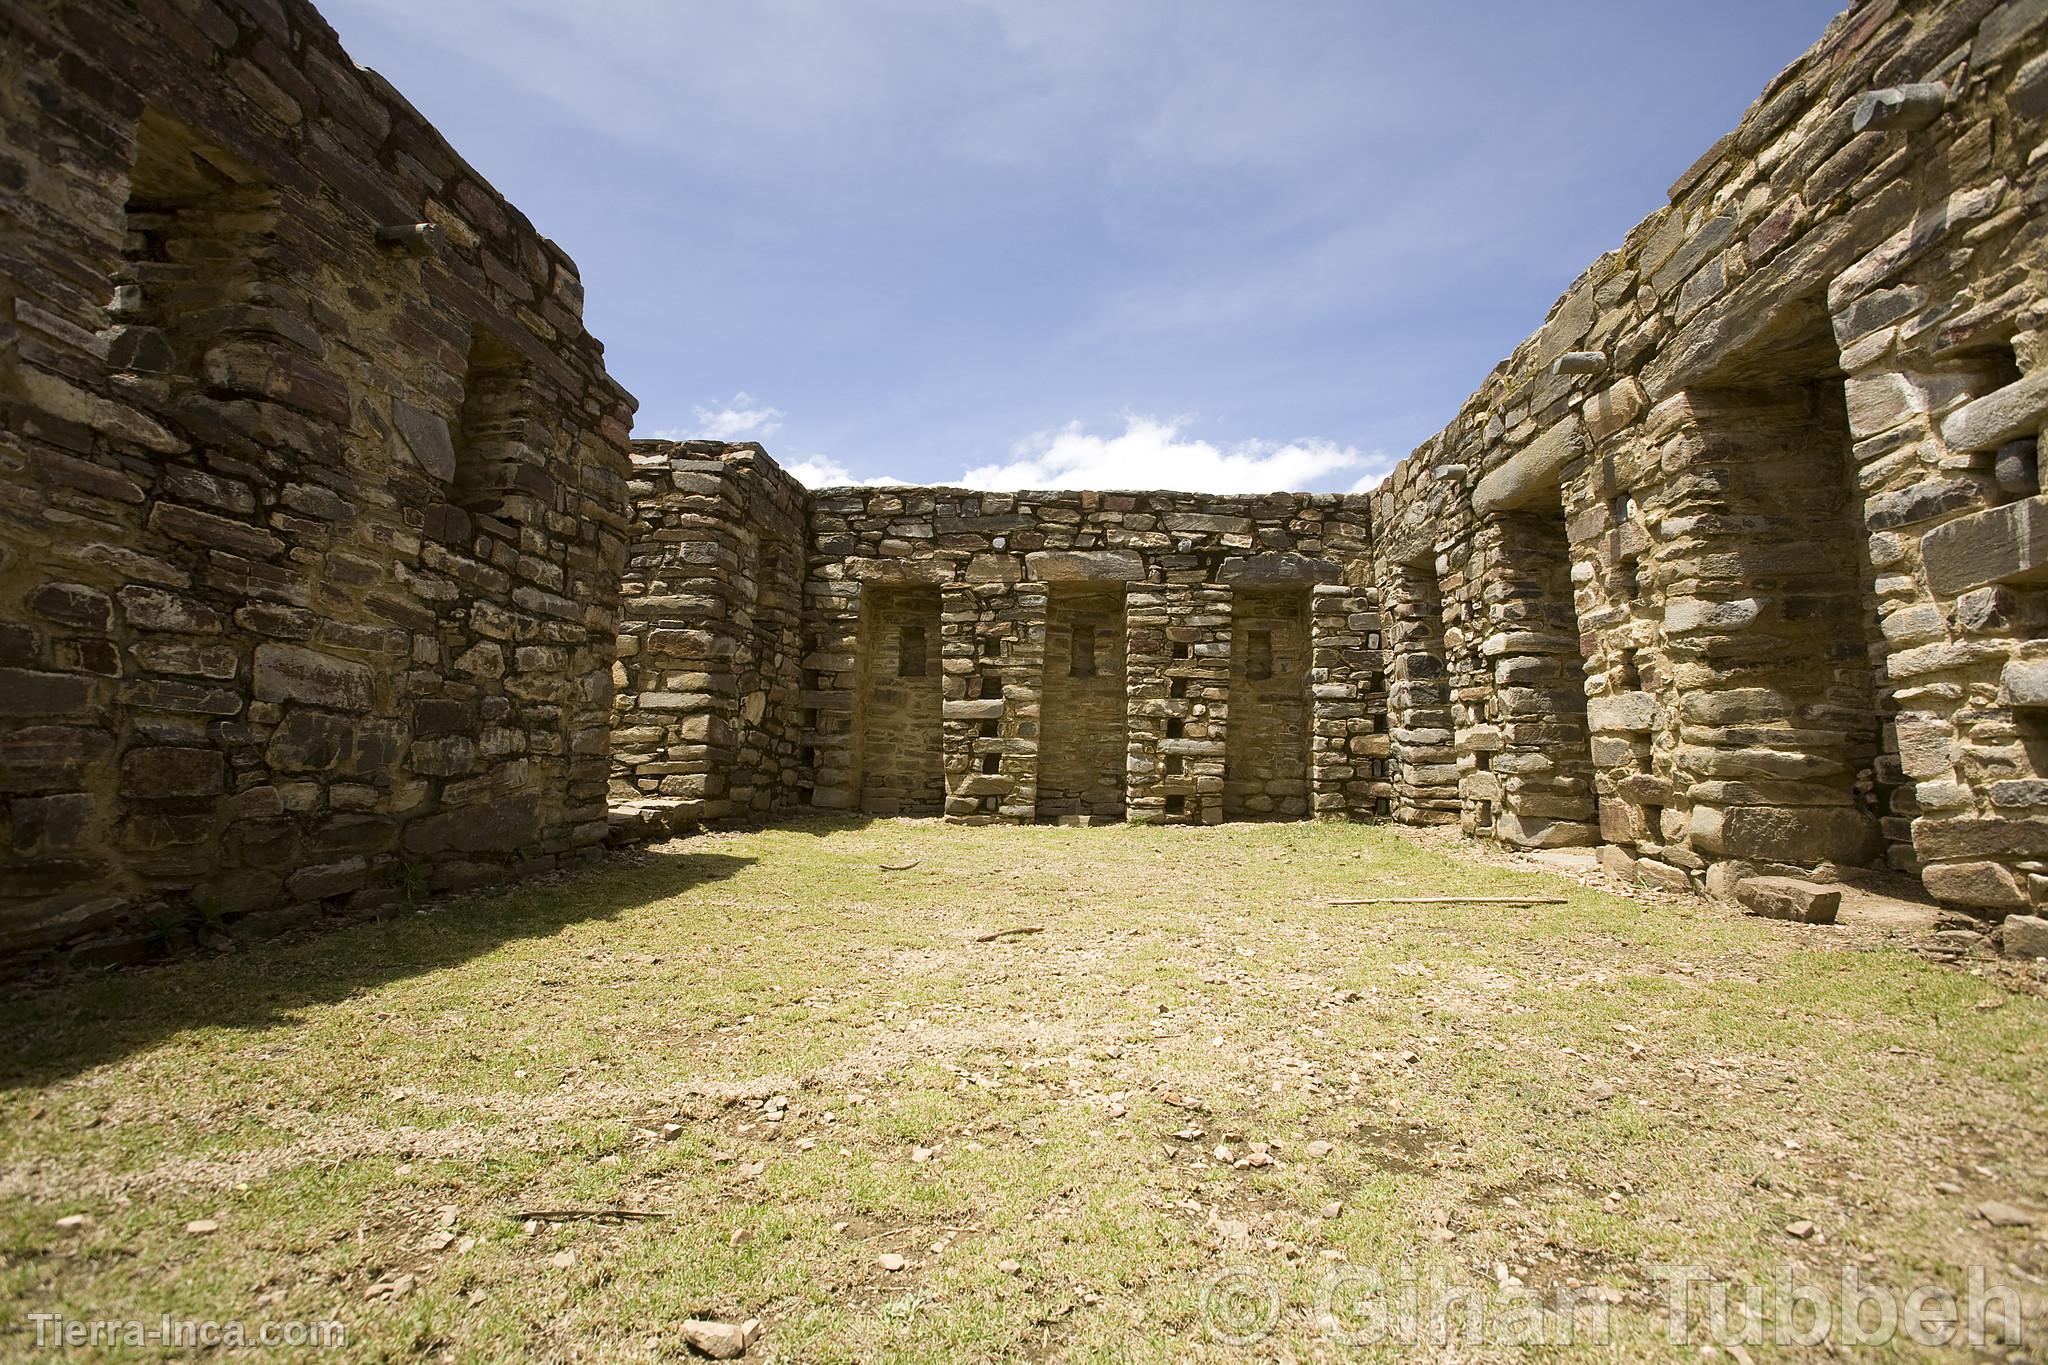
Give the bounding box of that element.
[1369,0,2048,918]
[610,441,807,834]
[7,0,2048,968]
[0,0,634,960]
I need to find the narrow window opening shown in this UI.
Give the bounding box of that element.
[897,625,926,676]
[1364,630,1383,651]
[109,108,275,388]
[978,719,999,739]
[1169,677,1189,699]
[1474,750,1491,772]
[1069,625,1097,677]
[981,637,1002,658]
[1475,798,1494,830]
[452,330,532,510]
[1618,555,1642,601]
[1373,797,1392,818]
[1171,642,1191,660]
[802,707,819,729]
[1166,719,1185,740]
[1612,491,1636,522]
[1245,630,1274,681]
[1616,648,1641,692]
[981,752,1001,775]
[1164,755,1185,776]
[1370,712,1388,735]
[1164,795,1186,816]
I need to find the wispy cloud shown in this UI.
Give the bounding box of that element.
[959,415,1387,494]
[783,454,905,489]
[690,393,783,442]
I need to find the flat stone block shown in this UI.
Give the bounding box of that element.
[1921,495,2048,597]
[2002,914,2048,959]
[1940,370,2048,453]
[1735,875,1840,924]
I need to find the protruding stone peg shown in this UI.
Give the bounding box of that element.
[376,222,442,256]
[1850,83,1946,134]
[1551,351,1606,376]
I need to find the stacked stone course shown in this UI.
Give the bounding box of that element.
[9,0,2048,966]
[1369,0,2048,917]
[0,0,634,958]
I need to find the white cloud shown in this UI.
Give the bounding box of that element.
[956,415,1387,494]
[783,454,905,489]
[675,392,783,442]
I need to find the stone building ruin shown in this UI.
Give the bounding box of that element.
[3,0,2047,962]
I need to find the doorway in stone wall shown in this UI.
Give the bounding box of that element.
[1487,504,1599,846]
[1387,559,1459,824]
[1224,588,1311,819]
[1677,300,1887,870]
[1037,584,1128,823]
[856,586,945,815]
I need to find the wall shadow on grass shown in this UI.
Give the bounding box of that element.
[0,845,755,1091]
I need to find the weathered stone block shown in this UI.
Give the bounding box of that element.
[1921,495,2048,596]
[2002,914,2048,959]
[1735,875,1840,924]
[118,746,225,798]
[253,644,375,712]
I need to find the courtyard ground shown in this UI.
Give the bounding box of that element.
[1,816,2045,1362]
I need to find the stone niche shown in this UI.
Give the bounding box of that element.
[1224,588,1311,820]
[1037,584,1129,823]
[855,585,946,816]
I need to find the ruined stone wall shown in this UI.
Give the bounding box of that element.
[804,487,1380,824]
[1369,0,2048,917]
[611,440,808,830]
[0,0,635,958]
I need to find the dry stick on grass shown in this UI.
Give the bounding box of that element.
[974,926,1044,943]
[879,860,921,871]
[1325,895,1568,906]
[514,1209,669,1223]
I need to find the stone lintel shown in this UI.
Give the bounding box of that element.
[1472,418,1585,518]
[1215,553,1342,586]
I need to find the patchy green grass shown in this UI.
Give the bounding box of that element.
[1,817,2044,1361]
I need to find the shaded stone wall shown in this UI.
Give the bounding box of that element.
[1369,0,2048,917]
[1224,588,1312,819]
[611,440,808,830]
[856,585,945,815]
[1038,585,1129,822]
[0,0,634,958]
[805,488,1379,824]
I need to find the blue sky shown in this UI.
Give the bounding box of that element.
[320,0,1845,493]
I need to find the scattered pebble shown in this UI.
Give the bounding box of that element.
[183,1219,218,1236]
[877,1253,906,1272]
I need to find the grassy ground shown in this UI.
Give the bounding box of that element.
[1,816,2044,1362]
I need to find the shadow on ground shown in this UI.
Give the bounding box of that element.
[0,845,754,1091]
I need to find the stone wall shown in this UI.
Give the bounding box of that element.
[804,487,1381,824]
[1368,0,2048,917]
[0,0,635,958]
[611,440,808,831]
